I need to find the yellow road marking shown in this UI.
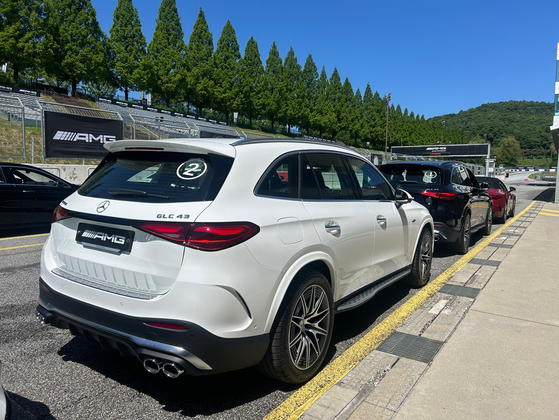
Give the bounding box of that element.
[538,208,559,213]
[0,233,49,241]
[265,201,537,420]
[0,242,45,251]
[539,212,559,217]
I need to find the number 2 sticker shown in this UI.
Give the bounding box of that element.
[177,159,207,180]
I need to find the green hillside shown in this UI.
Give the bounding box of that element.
[429,101,554,153]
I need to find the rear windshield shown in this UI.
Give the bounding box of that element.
[79,151,233,203]
[380,165,442,187]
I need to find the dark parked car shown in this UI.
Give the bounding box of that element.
[0,162,79,231]
[0,360,10,420]
[380,161,493,254]
[476,176,516,223]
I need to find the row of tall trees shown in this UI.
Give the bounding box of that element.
[1,0,538,152]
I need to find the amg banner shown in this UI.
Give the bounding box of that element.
[45,111,124,159]
[391,143,490,157]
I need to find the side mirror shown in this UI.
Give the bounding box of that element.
[479,182,490,190]
[509,186,516,192]
[395,188,413,207]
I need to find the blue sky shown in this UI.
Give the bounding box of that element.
[91,0,559,119]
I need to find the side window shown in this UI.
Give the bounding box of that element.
[498,181,506,191]
[465,168,477,187]
[0,169,6,184]
[256,154,299,199]
[450,168,461,185]
[10,167,59,186]
[451,166,472,186]
[347,157,392,200]
[304,153,356,200]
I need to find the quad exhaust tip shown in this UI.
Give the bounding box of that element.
[143,358,184,378]
[36,311,47,326]
[162,362,184,379]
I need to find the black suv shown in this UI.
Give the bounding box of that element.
[380,161,492,254]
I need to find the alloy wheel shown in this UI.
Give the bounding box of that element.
[288,284,331,370]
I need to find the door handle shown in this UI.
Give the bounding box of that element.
[377,215,387,225]
[325,221,341,237]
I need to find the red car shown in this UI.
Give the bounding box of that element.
[476,176,516,223]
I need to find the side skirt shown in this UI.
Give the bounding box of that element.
[335,266,412,313]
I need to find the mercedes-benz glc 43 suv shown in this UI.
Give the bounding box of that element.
[37,138,433,384]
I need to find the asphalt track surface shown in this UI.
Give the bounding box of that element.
[0,177,554,419]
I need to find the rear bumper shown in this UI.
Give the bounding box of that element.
[433,222,460,244]
[37,278,269,377]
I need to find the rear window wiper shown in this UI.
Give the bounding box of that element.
[108,188,169,200]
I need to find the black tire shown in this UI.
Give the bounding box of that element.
[406,228,433,287]
[481,207,492,235]
[498,207,507,224]
[453,212,471,254]
[258,270,334,384]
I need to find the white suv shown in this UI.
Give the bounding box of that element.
[37,138,433,384]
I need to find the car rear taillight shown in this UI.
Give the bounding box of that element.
[134,221,260,251]
[186,222,260,251]
[134,222,190,244]
[52,205,70,223]
[420,191,457,201]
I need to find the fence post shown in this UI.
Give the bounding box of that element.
[32,137,35,164]
[22,106,27,162]
[41,109,45,163]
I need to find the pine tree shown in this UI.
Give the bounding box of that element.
[213,20,241,122]
[238,36,264,124]
[338,77,355,143]
[300,54,318,135]
[325,68,343,139]
[42,0,110,94]
[352,87,363,145]
[263,42,283,130]
[372,90,388,149]
[280,46,302,134]
[361,83,374,143]
[311,66,331,138]
[0,0,43,84]
[186,7,214,115]
[109,0,146,101]
[144,0,185,107]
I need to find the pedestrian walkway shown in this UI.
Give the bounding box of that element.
[267,190,558,420]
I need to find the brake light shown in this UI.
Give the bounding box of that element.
[134,222,190,244]
[134,221,260,251]
[52,205,70,223]
[420,191,457,201]
[186,222,260,251]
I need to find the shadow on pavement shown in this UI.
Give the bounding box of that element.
[7,391,55,420]
[533,187,556,202]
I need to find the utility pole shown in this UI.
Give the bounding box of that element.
[441,121,445,144]
[385,92,391,153]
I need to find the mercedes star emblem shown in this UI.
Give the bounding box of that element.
[97,200,110,213]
